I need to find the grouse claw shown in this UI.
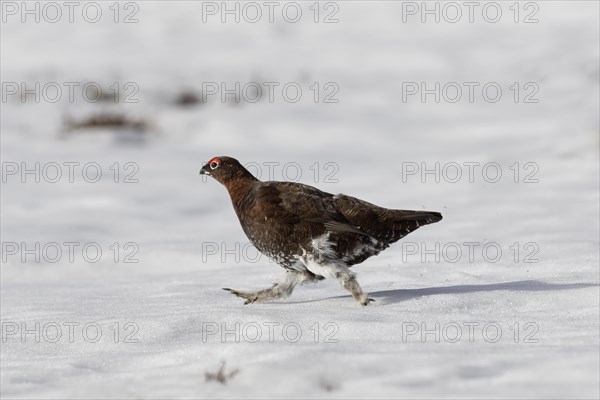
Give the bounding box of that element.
[358,298,375,306]
[223,288,258,304]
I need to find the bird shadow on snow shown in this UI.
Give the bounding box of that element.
[367,280,598,306]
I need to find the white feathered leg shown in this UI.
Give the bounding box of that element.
[224,270,319,304]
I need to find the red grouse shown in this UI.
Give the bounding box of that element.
[200,156,442,306]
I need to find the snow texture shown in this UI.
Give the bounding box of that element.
[1,1,599,399]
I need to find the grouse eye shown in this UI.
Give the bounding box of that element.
[210,161,219,170]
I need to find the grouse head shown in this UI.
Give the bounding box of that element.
[199,156,257,187]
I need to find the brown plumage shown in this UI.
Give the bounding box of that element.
[200,156,442,306]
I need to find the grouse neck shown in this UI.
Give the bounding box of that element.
[224,176,258,208]
[225,177,255,217]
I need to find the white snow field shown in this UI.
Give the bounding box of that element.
[1,1,599,399]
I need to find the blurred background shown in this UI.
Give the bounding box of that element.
[1,1,599,399]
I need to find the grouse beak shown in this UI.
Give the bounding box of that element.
[199,163,211,176]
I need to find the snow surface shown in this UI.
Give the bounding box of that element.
[1,1,599,399]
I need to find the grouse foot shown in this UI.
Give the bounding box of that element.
[356,293,376,306]
[222,288,262,304]
[222,285,285,305]
[223,271,321,305]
